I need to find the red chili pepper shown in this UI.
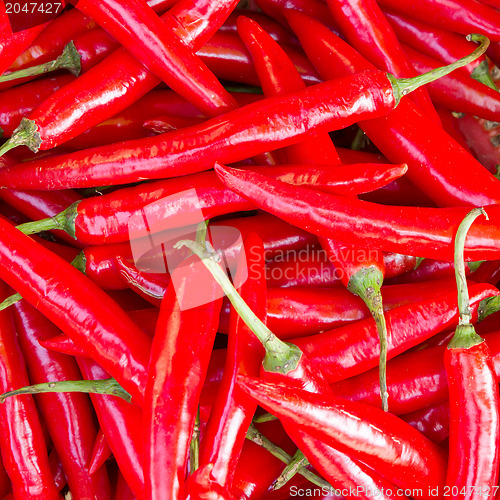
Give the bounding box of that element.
[88,428,112,475]
[383,9,488,77]
[0,50,477,189]
[144,252,223,499]
[0,8,95,91]
[214,163,500,260]
[197,31,320,88]
[326,0,439,123]
[401,402,450,445]
[290,282,498,384]
[330,329,500,415]
[12,299,112,499]
[285,10,500,208]
[445,208,500,497]
[378,0,500,41]
[16,162,407,246]
[72,0,237,117]
[237,375,447,497]
[187,233,266,497]
[72,26,120,72]
[0,0,240,154]
[0,282,59,499]
[0,74,75,137]
[0,216,151,405]
[77,358,144,499]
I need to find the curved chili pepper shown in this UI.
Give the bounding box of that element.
[0,54,476,189]
[0,282,59,499]
[0,216,151,405]
[12,299,112,499]
[77,358,144,499]
[326,0,439,123]
[445,208,500,498]
[144,253,223,499]
[285,10,500,208]
[404,44,500,122]
[214,163,500,261]
[187,233,266,497]
[0,0,240,154]
[72,26,120,72]
[237,376,447,498]
[16,162,407,246]
[72,0,237,116]
[197,31,319,88]
[377,0,500,41]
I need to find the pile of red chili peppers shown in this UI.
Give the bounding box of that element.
[3,0,500,498]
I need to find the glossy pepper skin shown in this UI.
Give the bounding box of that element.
[34,162,406,246]
[72,0,237,117]
[144,254,223,499]
[0,216,151,406]
[188,233,266,497]
[289,283,498,384]
[77,358,145,499]
[12,299,112,500]
[445,341,500,498]
[237,376,447,499]
[214,164,500,261]
[0,282,59,500]
[377,0,500,42]
[326,0,439,123]
[9,0,239,152]
[285,10,500,208]
[0,69,398,189]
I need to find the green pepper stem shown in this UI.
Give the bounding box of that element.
[246,424,332,491]
[253,412,278,424]
[175,239,301,374]
[471,60,499,91]
[389,34,490,105]
[0,41,81,84]
[16,201,80,239]
[0,292,22,312]
[448,208,487,350]
[348,267,389,412]
[273,450,308,490]
[0,378,131,404]
[189,408,201,473]
[0,118,41,156]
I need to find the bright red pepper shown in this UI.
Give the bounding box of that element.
[214,164,500,261]
[88,429,112,475]
[237,376,447,498]
[285,10,500,208]
[12,299,112,499]
[144,253,222,499]
[0,282,59,499]
[0,62,459,189]
[0,216,151,405]
[326,0,439,123]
